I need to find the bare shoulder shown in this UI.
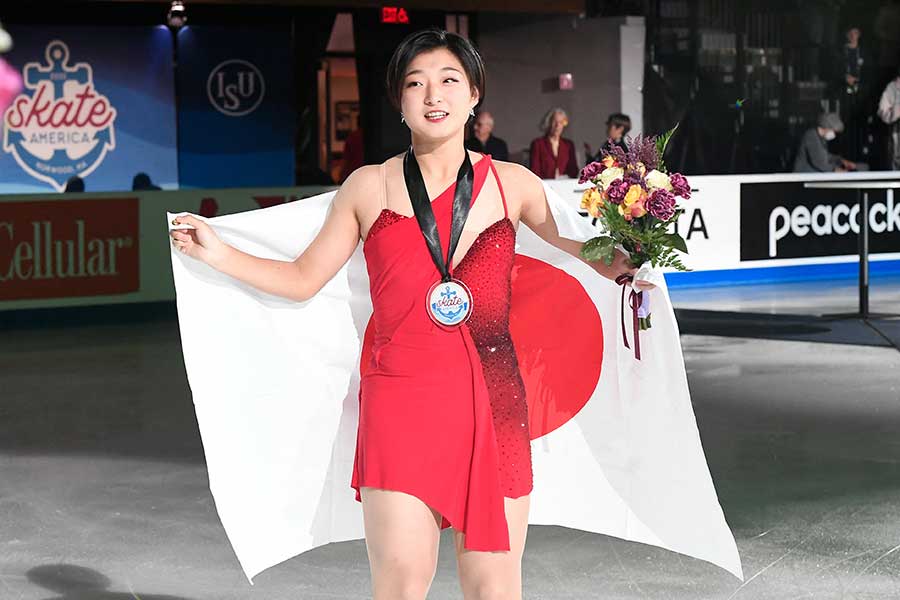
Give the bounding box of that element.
[339,164,380,195]
[493,160,540,184]
[492,160,545,201]
[332,164,382,213]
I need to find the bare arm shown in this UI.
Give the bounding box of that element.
[171,166,375,302]
[507,163,636,281]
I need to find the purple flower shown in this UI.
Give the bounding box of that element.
[624,135,660,171]
[605,144,628,167]
[669,172,691,199]
[579,161,604,184]
[646,189,676,220]
[625,170,645,187]
[606,178,629,204]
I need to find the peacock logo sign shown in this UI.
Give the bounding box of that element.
[2,40,117,191]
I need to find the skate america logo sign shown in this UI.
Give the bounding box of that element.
[2,40,117,192]
[206,59,265,117]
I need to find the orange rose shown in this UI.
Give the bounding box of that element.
[601,155,617,169]
[629,198,647,218]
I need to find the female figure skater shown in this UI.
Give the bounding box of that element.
[170,29,640,600]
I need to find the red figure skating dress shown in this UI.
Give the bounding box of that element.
[351,153,530,551]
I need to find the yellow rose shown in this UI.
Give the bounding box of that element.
[581,187,604,217]
[580,187,593,209]
[591,191,607,217]
[645,169,673,191]
[601,155,617,169]
[623,184,645,207]
[598,166,623,190]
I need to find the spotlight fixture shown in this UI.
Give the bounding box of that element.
[167,1,187,28]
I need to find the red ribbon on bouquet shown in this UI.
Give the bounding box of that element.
[615,274,642,361]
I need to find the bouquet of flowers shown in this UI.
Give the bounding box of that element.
[578,126,691,344]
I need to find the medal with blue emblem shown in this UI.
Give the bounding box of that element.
[427,278,472,327]
[403,147,474,330]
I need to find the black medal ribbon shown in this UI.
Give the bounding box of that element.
[403,147,474,283]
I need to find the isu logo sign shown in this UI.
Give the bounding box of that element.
[0,198,139,300]
[2,40,117,192]
[207,59,265,117]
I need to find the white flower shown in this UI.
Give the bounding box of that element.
[645,169,673,191]
[598,167,624,190]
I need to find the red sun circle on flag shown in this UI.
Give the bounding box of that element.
[508,255,603,439]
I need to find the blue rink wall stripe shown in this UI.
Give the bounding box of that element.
[664,259,900,288]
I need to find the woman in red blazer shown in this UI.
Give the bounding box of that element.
[529,108,579,179]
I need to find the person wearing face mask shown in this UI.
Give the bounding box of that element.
[793,112,859,172]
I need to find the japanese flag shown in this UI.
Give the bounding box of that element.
[166,182,742,584]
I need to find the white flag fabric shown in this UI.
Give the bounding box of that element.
[166,182,743,584]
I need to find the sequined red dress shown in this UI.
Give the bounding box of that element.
[351,154,531,551]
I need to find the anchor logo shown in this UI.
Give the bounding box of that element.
[431,284,469,324]
[3,40,117,191]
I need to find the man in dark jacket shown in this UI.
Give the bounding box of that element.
[466,110,509,161]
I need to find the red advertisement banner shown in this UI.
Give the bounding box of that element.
[0,198,139,300]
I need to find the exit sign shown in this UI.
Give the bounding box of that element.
[381,7,410,24]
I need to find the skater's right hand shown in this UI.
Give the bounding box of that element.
[170,213,230,267]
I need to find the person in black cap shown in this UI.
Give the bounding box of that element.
[793,112,859,172]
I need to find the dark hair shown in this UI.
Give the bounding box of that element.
[385,28,485,111]
[606,112,632,133]
[64,175,85,193]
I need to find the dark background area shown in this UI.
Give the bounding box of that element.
[2,0,898,177]
[639,0,900,174]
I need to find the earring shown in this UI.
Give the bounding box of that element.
[400,113,406,124]
[469,108,475,117]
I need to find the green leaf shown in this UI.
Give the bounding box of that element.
[580,236,615,262]
[662,232,688,254]
[655,123,679,172]
[602,243,617,266]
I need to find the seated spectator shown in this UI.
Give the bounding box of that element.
[132,172,162,191]
[465,110,509,161]
[529,107,578,179]
[64,176,84,192]
[792,112,859,172]
[584,113,631,163]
